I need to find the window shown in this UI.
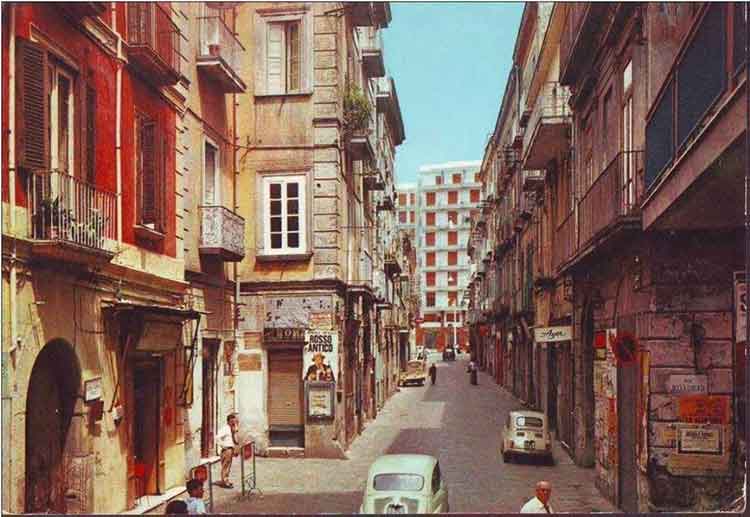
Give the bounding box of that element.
[448,231,458,246]
[448,211,458,225]
[399,211,407,223]
[435,175,443,185]
[474,172,481,182]
[470,189,480,203]
[448,251,458,266]
[262,174,307,254]
[204,139,220,204]
[426,192,436,206]
[374,474,424,491]
[410,193,415,204]
[409,211,415,223]
[622,59,635,211]
[452,173,462,184]
[426,272,436,287]
[255,12,310,95]
[426,212,436,226]
[426,292,436,307]
[448,271,457,286]
[448,291,457,306]
[425,232,436,246]
[426,252,436,267]
[399,193,407,206]
[136,113,166,232]
[448,191,458,205]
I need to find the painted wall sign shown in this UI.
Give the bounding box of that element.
[666,374,708,395]
[309,311,333,329]
[84,377,103,402]
[303,330,339,383]
[263,327,306,344]
[735,274,746,343]
[678,425,722,454]
[678,395,730,424]
[534,326,572,343]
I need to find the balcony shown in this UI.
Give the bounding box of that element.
[197,8,246,93]
[199,205,245,261]
[363,167,385,191]
[27,170,117,264]
[349,2,391,28]
[126,3,181,86]
[522,82,571,170]
[552,209,576,273]
[522,170,546,192]
[359,27,385,78]
[57,2,108,21]
[384,253,402,277]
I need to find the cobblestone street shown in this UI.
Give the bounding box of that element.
[210,355,617,514]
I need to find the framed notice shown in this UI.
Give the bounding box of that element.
[305,381,335,421]
[84,377,103,402]
[678,425,722,454]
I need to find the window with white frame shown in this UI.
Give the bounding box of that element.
[262,174,306,254]
[204,139,220,205]
[255,10,311,95]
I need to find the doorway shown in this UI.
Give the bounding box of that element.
[548,346,558,433]
[617,315,638,512]
[581,300,596,466]
[133,360,161,497]
[25,340,81,513]
[201,340,220,457]
[268,350,304,447]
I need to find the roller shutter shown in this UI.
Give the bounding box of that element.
[268,351,303,427]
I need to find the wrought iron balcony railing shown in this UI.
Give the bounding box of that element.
[198,7,246,93]
[127,2,181,85]
[523,82,571,169]
[27,170,117,255]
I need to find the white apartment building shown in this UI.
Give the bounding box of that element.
[397,161,482,349]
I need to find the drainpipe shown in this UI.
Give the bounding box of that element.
[744,0,750,461]
[115,40,123,244]
[233,79,239,414]
[8,3,19,359]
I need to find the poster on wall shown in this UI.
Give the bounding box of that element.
[735,272,746,343]
[306,381,335,420]
[303,330,339,382]
[677,424,722,454]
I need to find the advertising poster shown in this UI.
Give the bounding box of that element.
[303,330,339,383]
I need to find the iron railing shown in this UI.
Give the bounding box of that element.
[27,170,117,252]
[523,82,571,154]
[552,209,576,272]
[127,2,181,77]
[578,150,643,249]
[559,3,590,83]
[199,7,243,74]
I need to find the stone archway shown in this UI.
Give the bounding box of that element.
[25,339,82,513]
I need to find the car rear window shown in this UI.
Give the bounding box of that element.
[373,474,425,491]
[516,416,544,428]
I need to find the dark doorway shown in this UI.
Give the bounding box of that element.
[581,300,595,466]
[133,360,161,496]
[201,340,220,457]
[548,346,558,432]
[618,315,638,512]
[25,340,81,513]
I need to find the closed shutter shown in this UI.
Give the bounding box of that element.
[268,351,303,426]
[266,23,285,94]
[85,84,96,184]
[139,120,156,225]
[287,22,300,92]
[16,39,50,172]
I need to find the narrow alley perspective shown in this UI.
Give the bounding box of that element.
[211,355,616,514]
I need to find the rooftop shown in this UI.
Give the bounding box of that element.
[418,161,482,173]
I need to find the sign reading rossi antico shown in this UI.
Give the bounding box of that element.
[263,327,306,343]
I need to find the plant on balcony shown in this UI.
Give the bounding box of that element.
[35,197,74,240]
[71,210,109,248]
[343,82,372,135]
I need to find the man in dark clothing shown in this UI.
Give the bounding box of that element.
[429,363,437,385]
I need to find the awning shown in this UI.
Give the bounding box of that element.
[103,300,203,321]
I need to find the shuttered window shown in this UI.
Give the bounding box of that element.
[425,252,435,267]
[426,292,436,307]
[425,212,436,226]
[425,232,435,246]
[266,21,301,94]
[448,191,458,204]
[399,211,406,223]
[136,114,166,233]
[16,39,50,172]
[85,85,96,184]
[204,140,219,205]
[448,231,458,246]
[448,251,458,266]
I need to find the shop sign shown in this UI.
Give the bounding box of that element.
[678,424,722,454]
[309,311,333,329]
[678,395,730,424]
[263,327,306,344]
[736,273,746,342]
[666,374,707,395]
[303,330,339,383]
[84,377,103,402]
[534,326,572,343]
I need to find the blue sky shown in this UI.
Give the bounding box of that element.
[382,2,524,185]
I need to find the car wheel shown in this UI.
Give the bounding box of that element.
[502,451,511,463]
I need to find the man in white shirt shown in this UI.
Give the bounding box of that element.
[216,413,239,488]
[184,479,206,514]
[521,480,554,513]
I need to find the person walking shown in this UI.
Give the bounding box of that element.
[184,479,206,514]
[216,413,239,488]
[429,362,437,385]
[468,360,478,385]
[521,480,554,513]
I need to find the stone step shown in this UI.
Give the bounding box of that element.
[267,447,305,458]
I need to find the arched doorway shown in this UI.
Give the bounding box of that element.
[25,339,81,513]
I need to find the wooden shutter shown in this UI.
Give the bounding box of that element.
[287,22,300,92]
[139,119,156,225]
[266,23,285,94]
[16,39,50,172]
[268,351,303,426]
[157,128,170,233]
[85,84,96,184]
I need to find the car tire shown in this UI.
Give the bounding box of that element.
[502,451,511,463]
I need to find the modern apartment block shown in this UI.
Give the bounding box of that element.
[398,162,482,351]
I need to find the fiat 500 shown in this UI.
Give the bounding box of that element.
[501,410,554,464]
[359,454,449,514]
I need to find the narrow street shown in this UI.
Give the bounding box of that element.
[211,355,617,514]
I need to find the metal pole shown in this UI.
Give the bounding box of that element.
[207,461,214,513]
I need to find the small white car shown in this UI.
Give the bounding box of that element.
[500,410,554,464]
[359,454,449,514]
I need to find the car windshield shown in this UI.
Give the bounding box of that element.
[516,416,544,428]
[373,474,425,491]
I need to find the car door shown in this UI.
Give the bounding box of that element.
[431,462,448,512]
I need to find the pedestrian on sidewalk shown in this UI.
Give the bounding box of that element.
[216,413,239,488]
[521,480,554,513]
[468,360,478,385]
[185,479,206,514]
[429,362,437,385]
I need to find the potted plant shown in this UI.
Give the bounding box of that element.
[343,82,372,136]
[36,197,74,240]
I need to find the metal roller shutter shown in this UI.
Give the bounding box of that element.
[268,351,303,427]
